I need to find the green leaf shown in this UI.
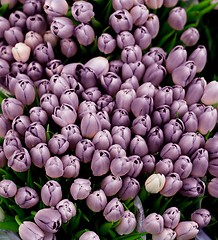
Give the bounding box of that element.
[0,221,19,232]
[0,4,8,16]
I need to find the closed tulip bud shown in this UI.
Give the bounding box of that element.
[29,107,48,126]
[109,59,123,75]
[112,126,131,150]
[101,174,122,197]
[19,221,45,240]
[188,45,207,73]
[111,108,130,127]
[75,139,95,163]
[97,95,115,114]
[0,179,17,198]
[121,45,142,63]
[168,7,187,30]
[92,130,112,150]
[30,143,50,168]
[23,0,42,15]
[134,26,152,50]
[119,177,140,201]
[142,213,164,235]
[131,115,151,137]
[163,0,178,7]
[110,156,131,177]
[98,33,116,54]
[26,14,47,35]
[191,209,211,228]
[3,135,22,159]
[180,177,205,197]
[152,105,171,127]
[182,111,198,132]
[129,135,148,157]
[121,75,139,90]
[34,208,62,233]
[34,42,54,65]
[115,210,136,235]
[48,134,69,155]
[153,228,176,240]
[147,127,164,154]
[173,155,192,179]
[25,122,46,149]
[145,0,163,9]
[8,146,31,172]
[45,156,64,178]
[175,221,199,240]
[1,98,24,121]
[35,79,50,98]
[201,81,218,107]
[0,114,11,138]
[205,136,218,159]
[208,158,218,177]
[108,144,126,160]
[116,31,135,49]
[75,23,95,46]
[0,45,14,63]
[155,158,173,176]
[51,17,74,39]
[49,74,70,98]
[44,0,68,17]
[61,154,80,178]
[163,207,180,229]
[112,0,134,10]
[60,38,77,58]
[4,26,24,46]
[207,177,218,198]
[60,89,79,111]
[24,31,43,51]
[12,42,31,64]
[0,17,10,38]
[141,154,156,174]
[136,82,156,98]
[71,1,94,23]
[103,197,124,222]
[41,180,62,207]
[40,93,59,116]
[191,148,208,177]
[122,61,145,82]
[79,231,100,240]
[45,59,64,78]
[0,58,10,78]
[172,85,185,100]
[15,186,39,208]
[43,30,58,48]
[127,155,143,177]
[115,89,136,112]
[154,86,173,108]
[170,100,188,119]
[91,149,110,176]
[145,173,166,193]
[129,4,148,26]
[70,178,91,200]
[86,189,107,212]
[189,103,205,118]
[56,199,76,223]
[131,96,154,117]
[81,87,101,102]
[180,27,200,47]
[142,49,164,68]
[100,72,122,97]
[27,61,43,81]
[160,143,181,162]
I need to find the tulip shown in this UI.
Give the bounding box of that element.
[15,186,39,209]
[74,23,95,46]
[60,38,77,58]
[116,31,135,49]
[86,189,107,212]
[163,0,178,7]
[0,179,17,198]
[152,105,171,127]
[50,17,74,39]
[208,158,218,177]
[92,129,112,150]
[26,14,47,35]
[163,207,180,229]
[0,17,10,38]
[62,154,80,178]
[142,49,164,69]
[160,143,181,162]
[34,208,62,233]
[60,89,79,110]
[129,4,148,26]
[112,0,134,10]
[11,42,31,63]
[180,177,205,197]
[146,127,164,154]
[122,61,145,82]
[35,79,50,98]
[48,134,69,155]
[101,174,122,197]
[136,82,156,98]
[81,87,102,102]
[189,103,205,118]
[109,59,123,75]
[0,58,10,78]
[103,197,124,222]
[8,148,31,172]
[121,45,142,63]
[34,42,54,65]
[46,59,64,78]
[182,111,198,132]
[180,27,200,47]
[142,213,164,235]
[0,114,11,138]
[129,135,148,157]
[168,7,187,30]
[205,136,218,159]
[207,177,218,198]
[145,14,160,39]
[112,126,131,150]
[145,173,166,193]
[56,199,76,223]
[30,143,50,168]
[110,156,131,177]
[3,135,22,159]
[45,156,64,178]
[97,111,111,131]
[155,158,173,176]
[109,9,133,33]
[201,80,218,106]
[191,209,211,228]
[115,210,137,235]
[1,97,24,121]
[163,118,184,143]
[71,1,94,23]
[191,148,209,177]
[131,115,151,137]
[154,86,173,108]
[165,45,187,74]
[70,178,91,200]
[43,0,68,17]
[22,0,42,15]
[43,30,59,47]
[79,231,100,240]
[25,122,46,149]
[98,33,116,54]
[41,180,62,207]
[19,221,45,240]
[121,75,139,91]
[0,147,7,167]
[11,61,28,74]
[152,228,176,240]
[175,221,199,240]
[0,45,13,63]
[118,177,140,201]
[4,26,24,46]
[49,74,70,98]
[141,154,156,175]
[188,45,207,73]
[24,31,43,51]
[27,61,44,81]
[108,144,126,160]
[29,107,48,126]
[134,26,152,50]
[173,155,192,179]
[75,139,95,163]
[40,93,59,116]
[170,100,188,119]
[91,149,110,176]
[131,96,153,117]
[172,85,185,100]
[96,94,115,114]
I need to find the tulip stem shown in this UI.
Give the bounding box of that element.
[15,215,22,226]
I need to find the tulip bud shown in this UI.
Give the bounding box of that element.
[134,26,152,50]
[0,179,17,198]
[3,135,22,160]
[0,147,7,168]
[34,208,62,233]
[152,105,171,127]
[50,17,74,39]
[163,207,180,229]
[91,149,110,176]
[11,42,31,63]
[181,111,198,133]
[75,138,95,163]
[163,0,178,7]
[26,14,47,35]
[27,61,43,81]
[121,45,142,63]
[144,0,163,9]
[40,93,59,116]
[101,174,122,197]
[115,210,137,235]
[168,7,187,30]
[109,59,123,75]
[155,158,173,176]
[92,129,113,150]
[116,31,135,49]
[118,177,140,201]
[0,58,10,78]
[108,144,126,160]
[45,156,64,178]
[201,80,218,108]
[30,143,50,168]
[98,33,116,54]
[205,136,218,159]
[154,86,173,108]
[111,108,130,127]
[0,16,10,38]
[110,156,131,177]
[131,95,154,117]
[146,127,164,154]
[170,100,188,119]
[136,82,156,98]
[0,45,14,63]
[103,197,124,222]
[86,189,107,212]
[24,31,43,51]
[1,98,24,121]
[44,0,68,17]
[141,154,156,174]
[191,209,211,228]
[172,85,185,100]
[81,87,101,103]
[129,135,148,157]
[112,126,131,150]
[75,23,95,46]
[60,154,80,178]
[4,26,24,46]
[142,213,164,235]
[0,114,11,138]
[115,88,136,112]
[144,13,160,39]
[180,27,200,47]
[145,173,166,193]
[71,1,94,23]
[79,231,100,240]
[173,155,192,179]
[56,199,76,223]
[43,30,59,48]
[180,177,205,197]
[29,107,48,126]
[19,221,45,240]
[96,95,115,114]
[15,186,39,208]
[112,0,134,10]
[163,118,184,143]
[34,42,54,65]
[191,148,209,177]
[160,143,181,162]
[208,158,218,177]
[175,221,199,240]
[207,177,218,198]
[70,178,91,200]
[131,115,151,137]
[152,228,176,240]
[60,38,77,58]
[48,134,69,155]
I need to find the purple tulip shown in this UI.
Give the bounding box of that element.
[11,62,28,74]
[141,154,156,175]
[142,213,164,235]
[45,156,64,178]
[163,118,184,143]
[86,189,107,212]
[191,148,208,177]
[0,16,10,38]
[163,207,180,229]
[111,108,130,127]
[92,129,113,150]
[127,155,143,178]
[75,23,95,46]
[27,61,43,81]
[0,114,11,138]
[131,96,153,117]
[60,89,79,110]
[109,59,123,75]
[112,126,131,150]
[0,45,14,63]
[207,177,218,198]
[155,158,173,176]
[191,209,211,228]
[49,74,70,98]
[3,134,22,160]
[110,156,131,177]
[61,154,80,178]
[116,31,135,49]
[1,98,24,121]
[60,38,77,58]
[19,221,45,240]
[182,111,198,132]
[154,86,173,108]
[168,7,187,30]
[189,103,205,118]
[34,42,54,65]
[129,135,148,157]
[118,177,140,201]
[35,79,50,98]
[26,14,47,35]
[50,17,74,39]
[79,231,100,240]
[146,127,164,154]
[29,107,48,126]
[15,186,39,209]
[121,45,142,63]
[71,1,94,23]
[172,85,185,100]
[142,49,164,68]
[180,177,205,197]
[131,115,151,137]
[70,178,91,200]
[175,221,199,240]
[24,31,43,51]
[0,58,10,79]
[101,174,122,197]
[81,87,102,102]
[163,0,178,7]
[152,105,171,127]
[40,93,59,116]
[208,158,218,177]
[48,134,69,155]
[103,197,124,222]
[97,111,111,131]
[56,199,76,223]
[91,149,110,176]
[121,76,139,91]
[41,180,62,207]
[130,4,149,26]
[44,0,68,17]
[75,139,95,163]
[43,30,59,47]
[0,179,17,198]
[22,0,42,15]
[34,208,62,233]
[45,59,64,78]
[122,61,145,82]
[4,26,24,46]
[30,143,50,168]
[160,143,181,162]
[0,147,7,167]
[205,136,218,159]
[170,100,188,119]
[108,144,126,160]
[112,0,134,10]
[180,27,200,47]
[173,155,192,179]
[98,33,116,54]
[136,82,156,98]
[145,13,160,39]
[96,94,115,114]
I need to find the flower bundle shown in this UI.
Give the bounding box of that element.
[0,0,218,239]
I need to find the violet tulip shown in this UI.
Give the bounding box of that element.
[160,143,181,162]
[131,96,154,117]
[134,26,152,50]
[154,86,173,108]
[170,99,188,119]
[122,61,145,82]
[35,79,50,98]
[111,108,130,127]
[118,177,140,201]
[121,45,142,63]
[19,221,45,240]
[46,58,63,76]
[172,85,185,100]
[168,7,187,30]
[155,158,173,176]
[182,111,198,132]
[112,0,134,10]
[61,154,80,178]
[23,0,42,15]
[43,0,68,17]
[29,107,48,126]
[101,174,122,197]
[116,31,135,49]
[136,82,156,98]
[4,26,24,46]
[163,118,184,143]
[60,38,77,58]
[191,209,211,228]
[34,42,54,65]
[110,156,131,177]
[50,17,74,39]
[71,1,94,23]
[74,23,95,46]
[141,154,156,175]
[129,135,148,157]
[127,155,143,178]
[0,16,10,38]
[0,45,13,63]
[49,74,70,98]
[0,114,11,138]
[70,178,91,200]
[79,231,100,240]
[81,87,101,102]
[92,129,113,150]
[191,148,208,177]
[96,95,115,114]
[30,143,50,168]
[173,155,192,179]
[3,134,22,159]
[0,179,17,198]
[109,144,126,160]
[146,127,164,154]
[27,61,44,81]
[180,177,205,197]
[180,27,200,47]
[45,156,64,178]
[130,4,149,26]
[86,189,107,212]
[163,207,180,229]
[131,115,151,137]
[60,89,79,110]
[48,134,69,155]
[98,33,116,54]
[112,126,131,150]
[26,14,47,35]
[1,98,24,121]
[75,139,95,163]
[0,58,10,78]
[142,213,164,235]
[175,221,199,240]
[152,105,171,127]
[91,149,110,176]
[207,177,218,198]
[40,93,59,116]
[56,199,76,223]
[103,197,124,222]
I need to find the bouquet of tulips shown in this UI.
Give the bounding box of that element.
[0,0,218,239]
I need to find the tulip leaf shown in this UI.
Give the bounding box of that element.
[0,221,19,232]
[186,0,212,13]
[0,4,8,16]
[98,221,114,235]
[9,205,25,217]
[68,208,82,232]
[26,168,34,189]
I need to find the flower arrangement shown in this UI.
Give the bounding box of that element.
[0,0,218,239]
